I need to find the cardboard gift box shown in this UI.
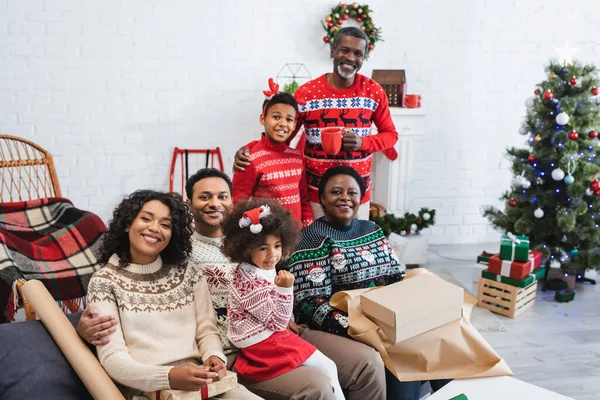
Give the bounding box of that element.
[528,250,543,268]
[555,289,575,303]
[149,371,238,400]
[499,233,529,262]
[547,268,576,290]
[481,267,544,288]
[360,273,463,343]
[545,279,568,290]
[487,255,533,280]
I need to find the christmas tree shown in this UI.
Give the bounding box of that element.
[483,52,600,275]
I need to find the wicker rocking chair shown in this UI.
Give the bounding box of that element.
[0,134,62,320]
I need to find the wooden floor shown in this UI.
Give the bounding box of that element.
[427,243,599,400]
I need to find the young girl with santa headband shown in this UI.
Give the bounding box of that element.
[221,199,345,400]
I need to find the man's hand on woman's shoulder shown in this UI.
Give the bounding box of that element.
[76,306,118,346]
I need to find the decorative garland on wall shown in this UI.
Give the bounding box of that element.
[321,3,383,54]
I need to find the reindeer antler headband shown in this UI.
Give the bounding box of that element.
[263,78,279,98]
[239,205,272,234]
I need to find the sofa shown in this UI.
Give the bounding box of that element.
[0,311,93,400]
[0,313,433,400]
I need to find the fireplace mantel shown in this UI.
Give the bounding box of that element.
[371,107,426,215]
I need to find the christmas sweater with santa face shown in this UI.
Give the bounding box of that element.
[293,73,398,204]
[287,218,405,337]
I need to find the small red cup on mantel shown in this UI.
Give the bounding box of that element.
[404,94,421,108]
[321,128,344,155]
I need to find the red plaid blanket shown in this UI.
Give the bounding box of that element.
[0,198,106,322]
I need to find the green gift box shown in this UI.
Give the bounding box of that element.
[476,251,496,265]
[555,289,575,303]
[449,395,468,400]
[482,267,544,288]
[499,233,530,262]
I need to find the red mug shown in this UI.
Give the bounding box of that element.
[321,128,344,155]
[404,94,421,108]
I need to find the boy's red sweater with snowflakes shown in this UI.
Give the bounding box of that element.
[292,73,398,203]
[232,134,313,227]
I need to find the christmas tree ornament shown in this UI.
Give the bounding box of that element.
[593,87,600,96]
[528,155,535,162]
[518,126,529,135]
[551,168,565,181]
[535,134,542,142]
[508,199,517,207]
[555,41,579,66]
[589,130,598,139]
[410,223,418,232]
[563,159,576,185]
[570,77,578,85]
[568,131,579,140]
[543,90,554,100]
[586,188,594,196]
[534,88,541,95]
[550,72,557,79]
[549,259,561,269]
[536,177,544,185]
[534,208,544,218]
[591,181,600,191]
[326,15,332,22]
[422,212,431,221]
[570,248,579,256]
[555,112,570,125]
[525,97,535,108]
[400,230,406,236]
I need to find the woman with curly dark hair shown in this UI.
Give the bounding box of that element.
[86,190,259,399]
[222,199,345,400]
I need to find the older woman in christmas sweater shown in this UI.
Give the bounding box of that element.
[288,166,450,400]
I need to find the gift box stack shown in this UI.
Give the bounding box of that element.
[477,233,543,318]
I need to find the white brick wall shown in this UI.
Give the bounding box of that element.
[0,0,598,243]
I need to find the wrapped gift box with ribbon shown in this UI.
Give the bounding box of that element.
[528,250,543,269]
[148,371,238,399]
[481,267,544,288]
[487,254,534,280]
[476,251,497,265]
[499,233,530,262]
[554,289,575,303]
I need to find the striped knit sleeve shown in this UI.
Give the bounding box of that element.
[288,241,350,338]
[232,160,258,204]
[360,84,398,154]
[299,168,314,227]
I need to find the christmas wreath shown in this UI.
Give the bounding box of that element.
[321,3,383,54]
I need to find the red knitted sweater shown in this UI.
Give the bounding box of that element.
[232,135,313,227]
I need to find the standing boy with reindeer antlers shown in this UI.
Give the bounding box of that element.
[234,27,398,220]
[232,79,314,227]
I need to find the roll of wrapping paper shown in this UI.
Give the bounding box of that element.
[21,280,125,400]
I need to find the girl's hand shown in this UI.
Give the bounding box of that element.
[168,366,217,391]
[274,270,295,288]
[288,320,305,335]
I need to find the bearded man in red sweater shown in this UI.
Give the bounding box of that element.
[234,26,398,221]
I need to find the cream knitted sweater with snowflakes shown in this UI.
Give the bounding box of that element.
[87,254,226,392]
[188,232,237,355]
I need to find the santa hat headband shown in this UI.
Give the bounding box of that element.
[239,205,271,234]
